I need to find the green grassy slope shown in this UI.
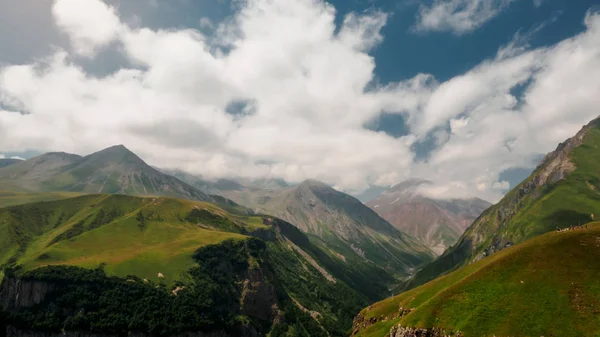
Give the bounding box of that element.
[409,117,600,289]
[0,191,81,208]
[354,223,600,337]
[0,194,262,284]
[0,194,381,336]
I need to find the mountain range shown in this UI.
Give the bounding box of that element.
[0,145,217,204]
[0,146,435,282]
[232,179,435,278]
[164,170,438,280]
[0,142,442,336]
[365,180,491,255]
[3,117,600,336]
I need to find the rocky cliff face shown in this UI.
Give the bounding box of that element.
[240,266,283,324]
[0,278,55,310]
[0,271,266,337]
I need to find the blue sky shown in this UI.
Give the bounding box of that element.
[1,0,600,202]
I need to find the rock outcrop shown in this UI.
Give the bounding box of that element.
[388,325,461,337]
[240,266,282,323]
[351,306,414,336]
[0,278,54,310]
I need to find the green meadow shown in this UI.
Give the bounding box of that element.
[356,223,600,337]
[0,194,269,285]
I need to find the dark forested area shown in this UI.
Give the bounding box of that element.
[1,237,368,337]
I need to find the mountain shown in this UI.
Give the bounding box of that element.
[351,222,600,337]
[0,145,214,203]
[223,179,435,279]
[366,180,491,255]
[0,159,21,169]
[0,194,389,336]
[408,116,600,289]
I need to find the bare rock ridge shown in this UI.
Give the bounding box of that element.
[366,179,491,255]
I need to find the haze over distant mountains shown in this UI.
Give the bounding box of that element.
[365,180,491,255]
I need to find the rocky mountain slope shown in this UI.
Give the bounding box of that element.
[222,179,435,279]
[352,222,600,337]
[408,116,600,289]
[0,145,214,203]
[0,194,383,336]
[366,180,491,255]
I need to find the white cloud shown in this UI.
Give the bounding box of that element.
[408,10,600,201]
[0,0,419,193]
[492,180,510,190]
[415,0,514,35]
[1,0,600,204]
[52,0,122,56]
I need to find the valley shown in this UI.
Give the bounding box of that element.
[2,120,600,336]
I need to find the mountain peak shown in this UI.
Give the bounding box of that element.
[99,144,133,154]
[298,179,329,189]
[389,179,432,193]
[84,145,145,167]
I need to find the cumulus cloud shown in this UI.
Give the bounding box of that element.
[52,0,122,56]
[415,0,514,35]
[0,0,419,193]
[406,10,600,201]
[1,0,600,203]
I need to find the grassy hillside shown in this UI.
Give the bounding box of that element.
[0,194,264,285]
[353,223,600,337]
[409,117,600,289]
[0,191,81,208]
[0,194,392,336]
